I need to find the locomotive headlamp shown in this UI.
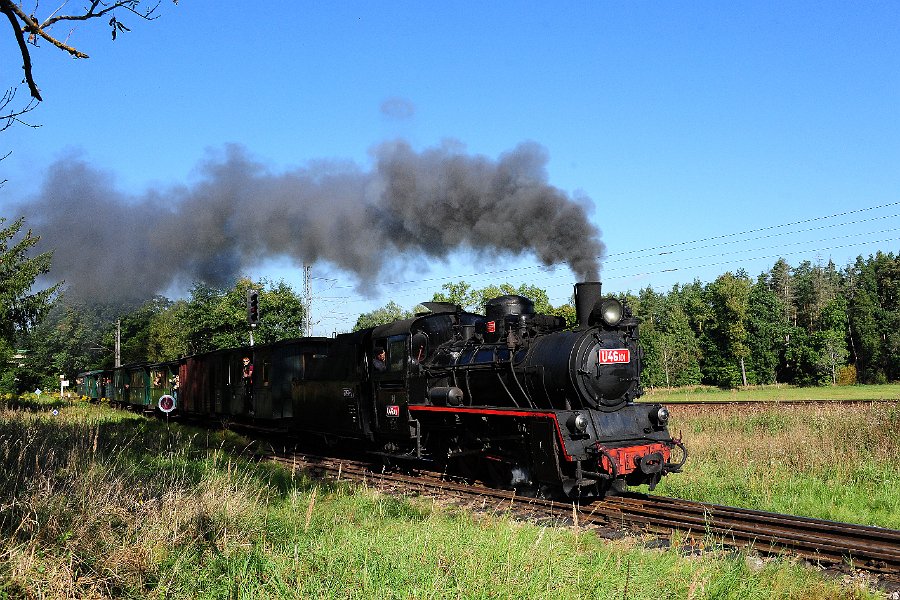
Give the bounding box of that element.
[569,412,589,434]
[653,406,670,425]
[599,298,624,326]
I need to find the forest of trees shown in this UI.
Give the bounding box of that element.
[355,253,900,389]
[630,254,899,388]
[1,277,306,392]
[2,233,900,392]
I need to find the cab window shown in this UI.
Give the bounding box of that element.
[388,336,407,372]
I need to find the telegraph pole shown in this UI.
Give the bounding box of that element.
[303,264,312,337]
[115,319,121,367]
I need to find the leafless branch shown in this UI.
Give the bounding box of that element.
[3,1,89,61]
[0,87,40,132]
[1,0,174,102]
[1,1,44,100]
[0,86,39,187]
[42,1,163,28]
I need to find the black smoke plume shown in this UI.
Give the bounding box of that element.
[18,140,604,301]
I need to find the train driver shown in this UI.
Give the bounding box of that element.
[373,347,387,372]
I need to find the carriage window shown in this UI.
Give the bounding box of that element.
[299,354,309,379]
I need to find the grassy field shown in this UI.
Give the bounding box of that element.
[643,383,900,403]
[0,394,891,599]
[655,400,900,530]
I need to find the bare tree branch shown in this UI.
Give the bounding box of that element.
[3,1,90,62]
[1,1,43,101]
[2,0,174,102]
[42,0,163,28]
[0,87,38,186]
[0,87,39,132]
[1,0,174,185]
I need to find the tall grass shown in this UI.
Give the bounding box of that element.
[657,402,900,529]
[0,402,883,599]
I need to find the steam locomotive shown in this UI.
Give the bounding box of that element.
[78,282,686,497]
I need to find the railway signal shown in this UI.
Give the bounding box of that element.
[247,289,260,325]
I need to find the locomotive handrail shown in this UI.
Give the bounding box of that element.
[508,356,534,409]
[494,370,522,408]
[464,368,473,407]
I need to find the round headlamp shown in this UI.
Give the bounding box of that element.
[599,298,624,326]
[654,406,670,425]
[568,412,589,434]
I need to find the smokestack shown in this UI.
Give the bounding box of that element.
[574,281,601,329]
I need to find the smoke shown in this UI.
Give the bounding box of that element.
[18,140,604,301]
[380,97,416,120]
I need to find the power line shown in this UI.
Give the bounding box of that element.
[604,229,900,273]
[320,202,900,292]
[313,232,900,306]
[327,231,898,302]
[611,201,900,258]
[306,202,900,331]
[605,213,900,263]
[603,237,900,281]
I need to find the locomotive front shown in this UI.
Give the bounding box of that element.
[410,281,686,497]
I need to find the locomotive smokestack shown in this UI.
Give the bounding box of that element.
[574,282,602,328]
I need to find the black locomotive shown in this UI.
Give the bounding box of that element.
[79,281,686,497]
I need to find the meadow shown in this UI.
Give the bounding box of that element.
[656,401,900,530]
[0,393,892,599]
[644,383,900,403]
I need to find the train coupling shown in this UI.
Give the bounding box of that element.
[596,440,688,478]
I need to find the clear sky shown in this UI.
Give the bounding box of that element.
[2,2,899,335]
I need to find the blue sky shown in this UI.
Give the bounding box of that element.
[2,2,899,335]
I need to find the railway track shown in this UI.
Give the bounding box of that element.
[602,495,900,575]
[269,450,900,581]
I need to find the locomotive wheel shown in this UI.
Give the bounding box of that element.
[607,478,629,496]
[447,454,483,483]
[483,457,515,490]
[481,454,541,496]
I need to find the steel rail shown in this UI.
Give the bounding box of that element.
[601,495,900,574]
